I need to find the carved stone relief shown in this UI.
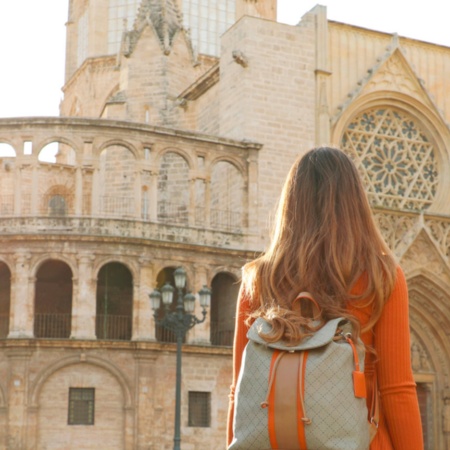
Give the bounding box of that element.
[364,53,422,98]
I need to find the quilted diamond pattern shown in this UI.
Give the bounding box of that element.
[229,319,370,450]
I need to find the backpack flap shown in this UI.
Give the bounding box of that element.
[247,316,347,351]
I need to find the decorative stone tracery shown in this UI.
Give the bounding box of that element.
[341,107,438,211]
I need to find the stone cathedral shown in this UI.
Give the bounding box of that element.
[0,0,449,448]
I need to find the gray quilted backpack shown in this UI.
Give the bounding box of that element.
[229,293,373,450]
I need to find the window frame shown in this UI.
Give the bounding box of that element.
[68,387,95,426]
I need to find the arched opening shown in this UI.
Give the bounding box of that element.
[96,263,133,340]
[210,161,244,232]
[0,262,11,338]
[38,141,76,165]
[34,260,73,338]
[210,272,240,346]
[157,152,190,225]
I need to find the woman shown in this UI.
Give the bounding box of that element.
[227,147,423,449]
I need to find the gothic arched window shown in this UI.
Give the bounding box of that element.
[341,108,438,211]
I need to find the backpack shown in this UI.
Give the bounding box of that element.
[229,292,377,450]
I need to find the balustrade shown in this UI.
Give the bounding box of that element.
[34,313,71,339]
[95,314,132,341]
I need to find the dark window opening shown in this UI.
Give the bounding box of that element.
[96,262,133,340]
[0,262,11,339]
[188,391,211,427]
[34,260,72,338]
[210,273,239,346]
[68,388,95,425]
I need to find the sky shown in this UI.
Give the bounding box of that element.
[0,1,450,118]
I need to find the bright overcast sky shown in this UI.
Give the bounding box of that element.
[0,0,449,118]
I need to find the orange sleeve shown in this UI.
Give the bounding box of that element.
[226,284,253,447]
[373,266,423,449]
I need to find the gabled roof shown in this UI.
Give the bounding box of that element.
[332,34,449,129]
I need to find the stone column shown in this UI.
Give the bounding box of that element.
[13,166,22,216]
[70,254,96,339]
[188,176,195,227]
[74,167,83,215]
[134,353,157,449]
[135,170,142,219]
[30,164,39,215]
[149,171,158,222]
[132,260,155,341]
[247,149,258,232]
[91,167,100,216]
[204,178,211,228]
[6,349,32,449]
[8,253,33,338]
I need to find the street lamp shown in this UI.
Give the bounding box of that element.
[149,267,211,450]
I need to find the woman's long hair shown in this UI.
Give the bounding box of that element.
[244,147,397,343]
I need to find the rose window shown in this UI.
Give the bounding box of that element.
[341,108,438,211]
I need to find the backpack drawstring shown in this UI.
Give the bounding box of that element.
[260,351,286,408]
[298,352,312,424]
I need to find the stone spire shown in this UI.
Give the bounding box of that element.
[125,0,184,55]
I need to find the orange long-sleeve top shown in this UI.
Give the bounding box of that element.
[227,266,424,449]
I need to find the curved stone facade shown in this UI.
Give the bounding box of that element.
[1,2,450,449]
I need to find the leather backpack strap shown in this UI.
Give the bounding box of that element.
[294,291,322,319]
[369,376,379,442]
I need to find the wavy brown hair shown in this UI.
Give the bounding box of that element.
[244,147,397,343]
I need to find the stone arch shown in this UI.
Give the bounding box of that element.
[155,147,195,170]
[96,262,133,340]
[407,273,450,382]
[36,136,79,165]
[97,139,138,159]
[29,354,134,408]
[29,355,134,449]
[34,259,73,339]
[207,155,246,176]
[333,94,450,214]
[157,151,190,225]
[210,160,245,232]
[406,272,450,450]
[210,271,240,346]
[209,265,241,282]
[93,256,139,283]
[32,254,78,281]
[0,142,17,157]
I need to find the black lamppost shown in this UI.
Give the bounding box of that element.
[149,267,211,450]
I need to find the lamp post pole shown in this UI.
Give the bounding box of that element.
[149,267,211,450]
